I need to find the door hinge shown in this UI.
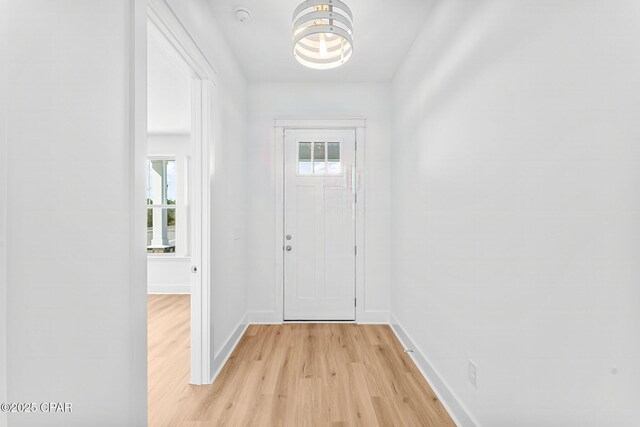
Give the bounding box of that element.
[355,245,357,255]
[355,298,357,307]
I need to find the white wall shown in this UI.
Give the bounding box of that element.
[391,1,640,426]
[0,0,8,425]
[247,82,392,322]
[164,0,249,364]
[4,1,146,425]
[3,1,249,425]
[147,135,191,294]
[147,257,191,294]
[147,33,191,134]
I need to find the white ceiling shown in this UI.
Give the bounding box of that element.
[208,0,435,83]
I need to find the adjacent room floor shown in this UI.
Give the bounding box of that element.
[148,295,455,426]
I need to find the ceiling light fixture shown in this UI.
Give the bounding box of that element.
[292,0,353,70]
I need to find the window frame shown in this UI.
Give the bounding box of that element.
[296,139,344,177]
[146,156,179,256]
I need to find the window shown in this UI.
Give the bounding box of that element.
[298,141,341,175]
[147,159,177,253]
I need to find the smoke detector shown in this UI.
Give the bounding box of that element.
[234,7,251,23]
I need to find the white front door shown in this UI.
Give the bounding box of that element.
[284,129,357,321]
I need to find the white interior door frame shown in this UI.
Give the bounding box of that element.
[274,118,366,323]
[146,0,218,385]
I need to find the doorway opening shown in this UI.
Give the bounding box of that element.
[274,119,367,322]
[145,0,216,394]
[146,17,196,413]
[283,129,357,321]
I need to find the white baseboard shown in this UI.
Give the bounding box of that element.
[357,310,390,324]
[390,314,479,427]
[210,313,249,384]
[147,284,190,294]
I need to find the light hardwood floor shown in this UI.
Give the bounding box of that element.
[148,295,456,426]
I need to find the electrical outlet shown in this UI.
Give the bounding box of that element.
[468,360,478,388]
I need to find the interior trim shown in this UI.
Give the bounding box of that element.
[210,314,249,384]
[390,314,480,427]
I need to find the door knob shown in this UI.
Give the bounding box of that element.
[286,234,292,240]
[285,245,292,251]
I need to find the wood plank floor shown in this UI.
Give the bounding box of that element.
[148,295,456,426]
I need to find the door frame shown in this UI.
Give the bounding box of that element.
[274,118,366,323]
[145,0,217,385]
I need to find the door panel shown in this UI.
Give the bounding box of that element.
[295,185,316,299]
[284,129,356,320]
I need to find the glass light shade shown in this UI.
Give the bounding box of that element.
[292,0,353,70]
